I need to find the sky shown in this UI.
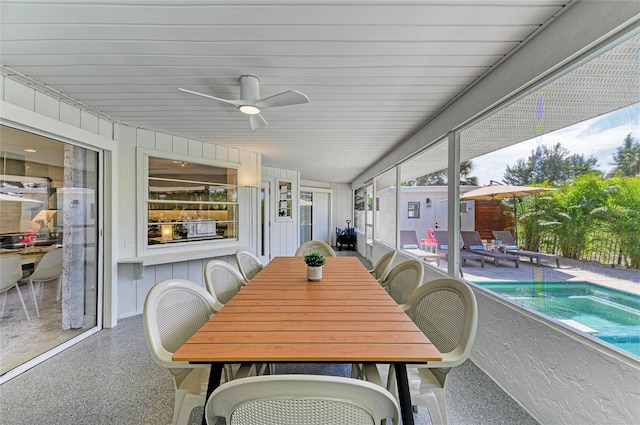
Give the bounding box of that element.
[471,103,640,185]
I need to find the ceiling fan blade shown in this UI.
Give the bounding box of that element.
[250,114,268,130]
[255,90,309,109]
[178,88,243,107]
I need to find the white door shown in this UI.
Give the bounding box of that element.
[259,181,271,263]
[312,192,331,243]
[299,189,331,245]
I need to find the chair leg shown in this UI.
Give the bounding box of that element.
[28,280,40,317]
[1,291,7,318]
[13,283,31,320]
[56,277,62,302]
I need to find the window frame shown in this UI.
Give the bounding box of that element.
[136,148,242,256]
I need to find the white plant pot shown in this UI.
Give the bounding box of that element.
[307,266,322,281]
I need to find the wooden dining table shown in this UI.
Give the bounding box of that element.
[173,255,442,425]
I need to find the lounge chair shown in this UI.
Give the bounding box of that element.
[399,230,440,266]
[432,230,485,267]
[461,231,520,267]
[492,231,560,267]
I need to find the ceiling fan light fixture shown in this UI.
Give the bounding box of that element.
[239,105,260,115]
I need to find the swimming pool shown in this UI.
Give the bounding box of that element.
[475,281,640,357]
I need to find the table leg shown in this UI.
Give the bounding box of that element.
[201,363,223,425]
[394,363,414,425]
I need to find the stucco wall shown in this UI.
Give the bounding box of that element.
[470,285,640,424]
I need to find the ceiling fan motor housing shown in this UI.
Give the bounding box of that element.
[240,75,260,102]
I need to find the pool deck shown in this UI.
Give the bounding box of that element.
[450,256,640,295]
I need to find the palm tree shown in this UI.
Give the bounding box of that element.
[610,133,640,177]
[592,177,640,268]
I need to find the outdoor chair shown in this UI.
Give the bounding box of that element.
[294,240,336,257]
[368,250,396,283]
[380,259,424,305]
[433,230,485,267]
[204,260,245,312]
[399,230,440,266]
[143,278,253,425]
[235,249,264,283]
[461,231,520,267]
[363,277,478,425]
[19,248,63,317]
[0,254,32,320]
[204,374,400,425]
[492,231,560,267]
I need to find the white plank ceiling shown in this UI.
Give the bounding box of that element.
[1,0,574,182]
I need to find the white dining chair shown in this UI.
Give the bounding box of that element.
[368,250,396,283]
[235,249,263,283]
[204,374,399,425]
[19,248,63,317]
[294,240,336,257]
[143,278,253,425]
[0,254,32,320]
[380,259,424,305]
[203,260,245,312]
[364,277,478,425]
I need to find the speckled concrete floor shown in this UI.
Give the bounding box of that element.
[0,313,539,425]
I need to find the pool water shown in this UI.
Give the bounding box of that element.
[475,281,640,357]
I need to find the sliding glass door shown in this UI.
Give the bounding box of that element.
[0,125,100,380]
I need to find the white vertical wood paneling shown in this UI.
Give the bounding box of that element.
[34,91,60,120]
[188,259,204,285]
[80,110,98,134]
[98,118,112,139]
[59,102,81,127]
[262,166,300,256]
[188,139,203,157]
[172,136,188,154]
[215,144,228,161]
[155,132,173,152]
[171,261,190,280]
[117,266,137,317]
[0,75,4,100]
[136,128,155,149]
[4,78,35,110]
[135,270,156,314]
[203,142,217,159]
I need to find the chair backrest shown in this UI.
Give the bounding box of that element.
[28,248,63,281]
[204,260,245,312]
[294,240,336,257]
[399,230,420,249]
[381,259,424,304]
[492,230,518,248]
[235,249,263,283]
[143,278,216,369]
[0,255,23,291]
[432,230,449,250]
[404,277,478,368]
[205,374,399,425]
[433,230,465,251]
[460,231,485,250]
[370,250,396,282]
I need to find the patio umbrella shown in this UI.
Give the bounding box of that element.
[460,181,555,244]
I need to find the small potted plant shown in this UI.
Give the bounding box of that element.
[304,251,326,281]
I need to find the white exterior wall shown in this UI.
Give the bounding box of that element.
[470,286,640,424]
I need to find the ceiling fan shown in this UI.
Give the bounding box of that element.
[178,75,309,130]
